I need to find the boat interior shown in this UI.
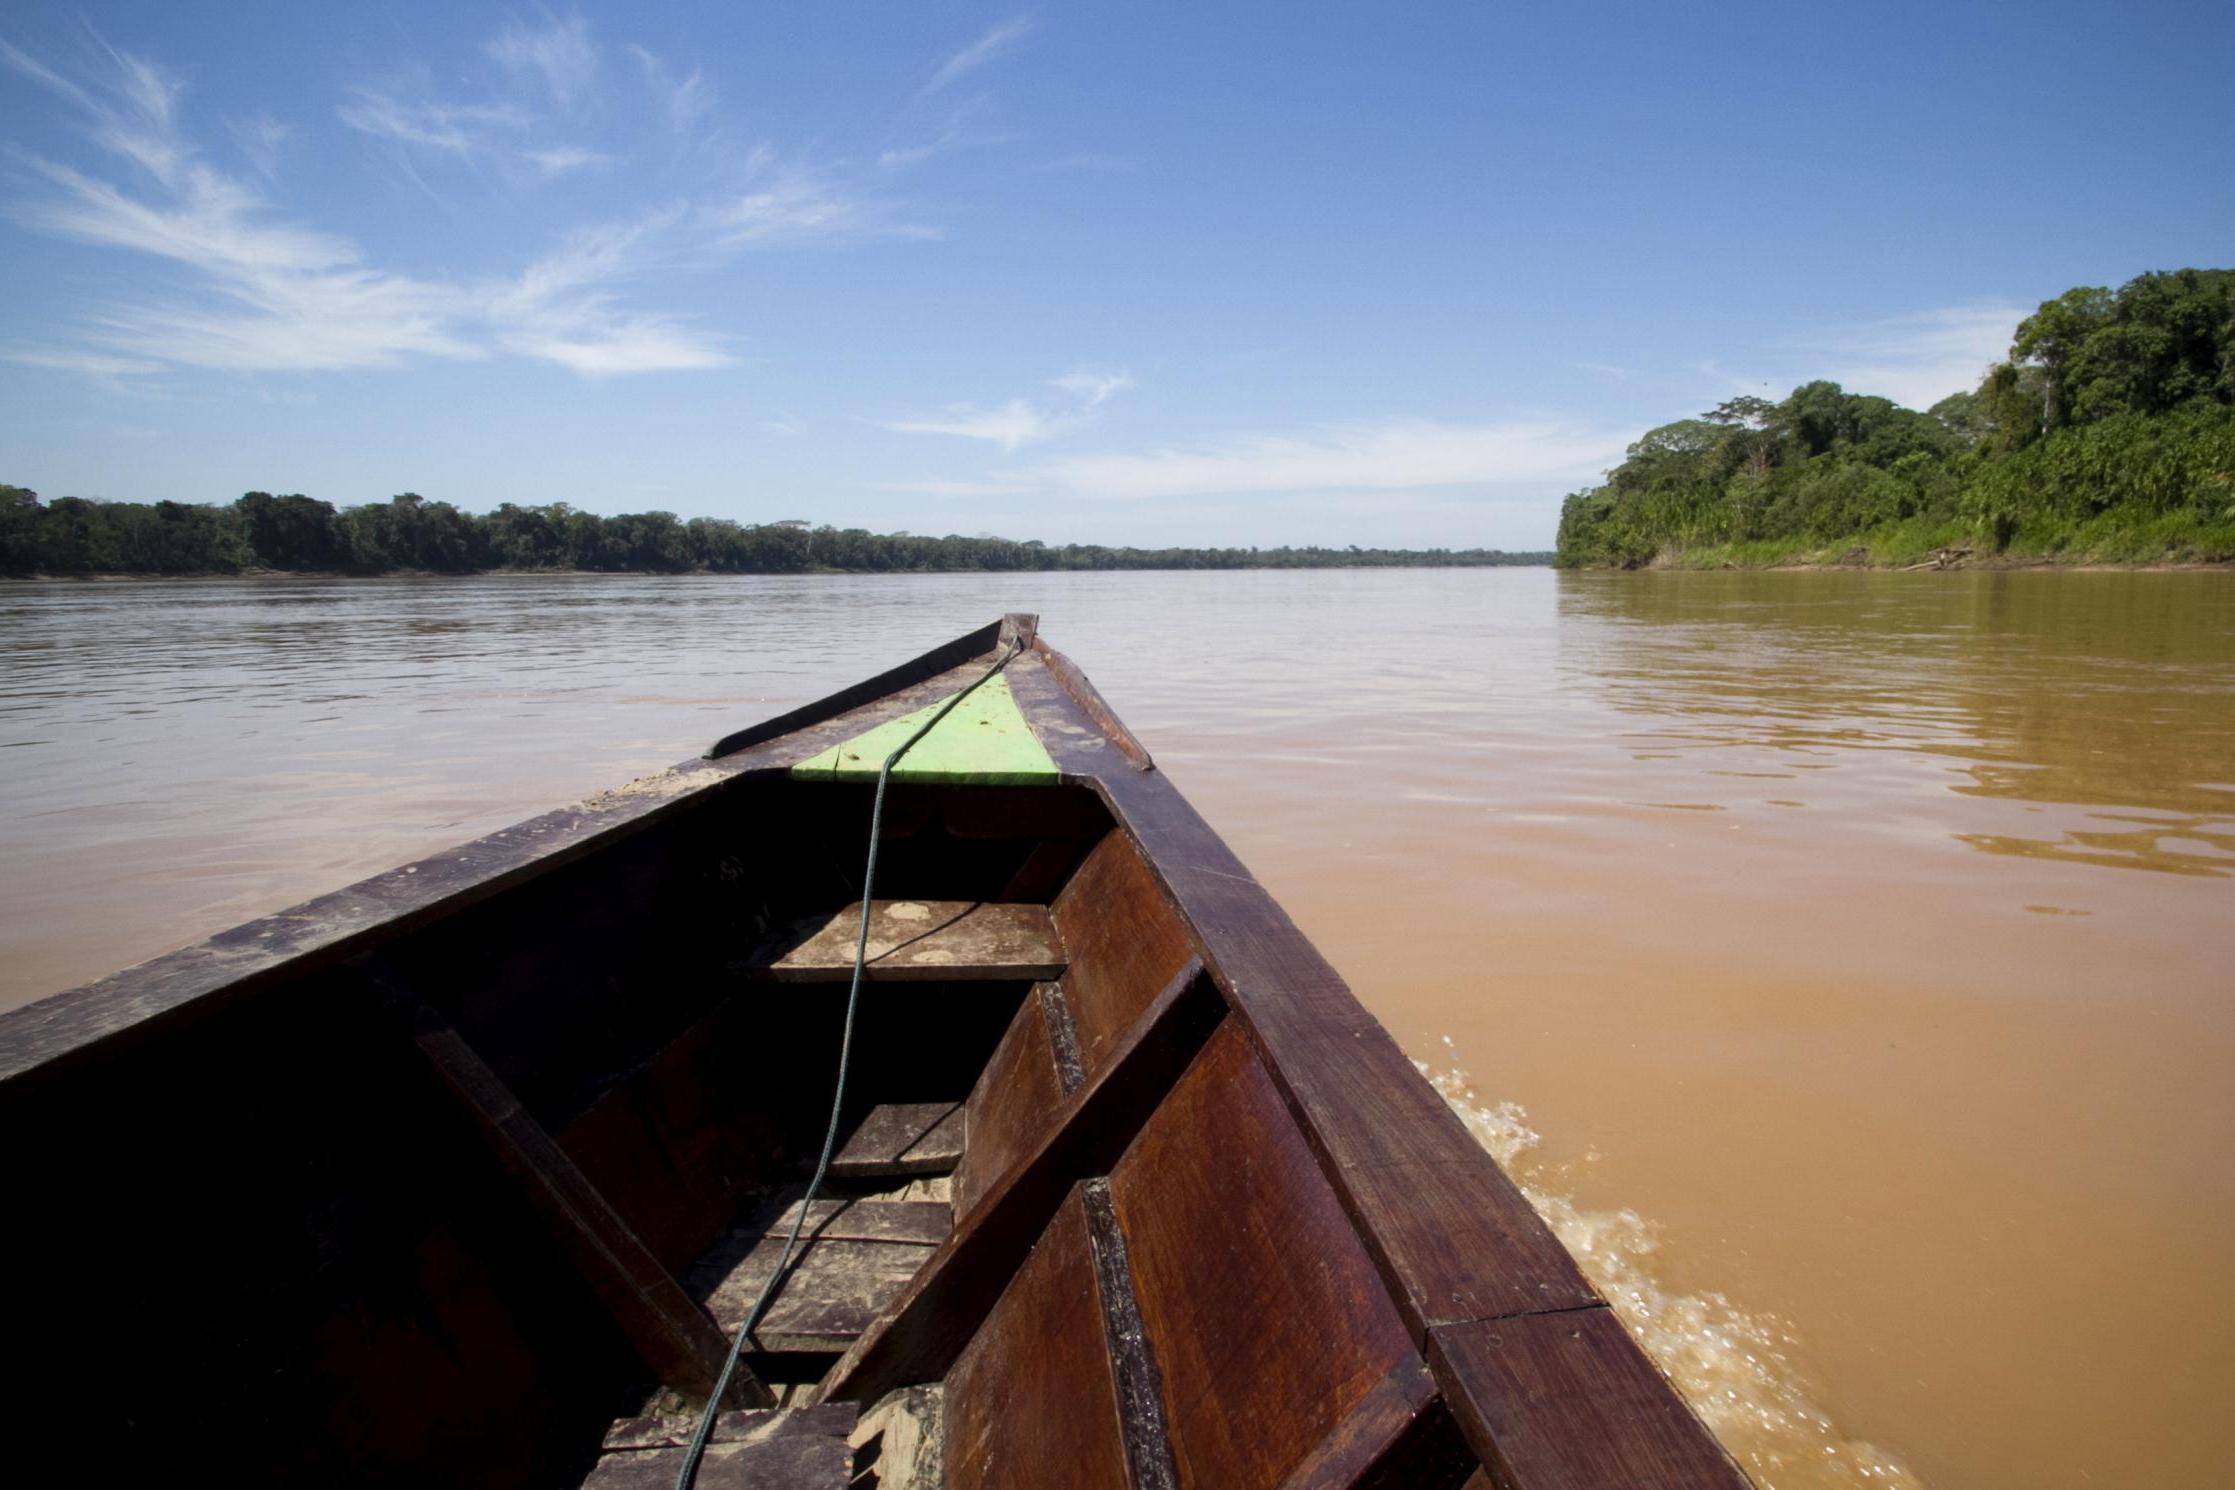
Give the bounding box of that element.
[7,621,1747,1489]
[9,771,1470,1487]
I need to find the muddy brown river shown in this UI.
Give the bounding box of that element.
[2,568,2229,1488]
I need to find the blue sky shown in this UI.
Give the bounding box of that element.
[1,3,2228,549]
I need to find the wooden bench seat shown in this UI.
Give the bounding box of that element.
[746,901,1065,982]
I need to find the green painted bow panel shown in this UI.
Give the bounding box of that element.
[789,673,1060,784]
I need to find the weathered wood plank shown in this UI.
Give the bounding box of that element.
[819,960,1221,1407]
[1108,1020,1419,1490]
[600,1403,859,1453]
[745,1195,954,1248]
[1050,833,1194,1078]
[578,1434,853,1490]
[695,1229,938,1354]
[750,901,1065,983]
[951,990,1067,1221]
[944,1189,1134,1490]
[373,978,771,1409]
[832,1101,965,1178]
[1428,1310,1749,1489]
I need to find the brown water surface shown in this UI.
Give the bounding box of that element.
[2,569,2230,1487]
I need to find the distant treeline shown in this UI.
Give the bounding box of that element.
[1557,267,2235,568]
[0,489,1549,576]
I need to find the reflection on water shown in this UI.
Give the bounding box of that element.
[2,569,2231,1490]
[1554,571,2235,877]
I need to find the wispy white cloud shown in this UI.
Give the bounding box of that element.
[888,399,1068,452]
[337,88,529,155]
[887,364,1132,451]
[626,45,713,136]
[5,43,727,377]
[486,15,598,109]
[1788,302,2021,409]
[1042,417,1625,500]
[486,209,732,375]
[0,344,164,377]
[922,16,1033,96]
[228,112,292,180]
[1050,366,1133,407]
[712,146,939,246]
[526,144,614,178]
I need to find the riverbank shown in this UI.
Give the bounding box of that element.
[1603,509,2235,571]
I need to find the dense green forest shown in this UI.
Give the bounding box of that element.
[0,487,1547,575]
[1557,268,2235,568]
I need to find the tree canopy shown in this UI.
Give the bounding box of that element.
[1558,268,2235,567]
[0,487,1549,577]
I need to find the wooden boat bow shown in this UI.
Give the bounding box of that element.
[0,616,1748,1489]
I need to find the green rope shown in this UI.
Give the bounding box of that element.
[674,639,1022,1489]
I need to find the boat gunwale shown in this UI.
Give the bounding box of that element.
[0,620,1017,1093]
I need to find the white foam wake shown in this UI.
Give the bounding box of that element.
[1420,1053,1922,1489]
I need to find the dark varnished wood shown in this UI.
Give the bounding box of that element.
[944,1190,1133,1490]
[1108,1020,1421,1490]
[1429,1310,1750,1489]
[1050,831,1195,1079]
[751,900,1066,982]
[705,618,1002,759]
[819,961,1221,1406]
[1274,1361,1476,1490]
[375,980,771,1410]
[951,986,1069,1221]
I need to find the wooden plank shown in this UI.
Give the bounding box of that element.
[1428,1310,1749,1490]
[951,990,1067,1221]
[705,619,1003,760]
[1107,1020,1419,1490]
[579,1434,853,1489]
[1272,1361,1477,1490]
[1032,638,1155,771]
[944,1189,1134,1490]
[1008,648,1601,1335]
[750,901,1065,982]
[745,1195,953,1248]
[1050,833,1194,1078]
[832,1101,965,1178]
[819,960,1221,1407]
[600,1403,860,1452]
[374,981,771,1409]
[787,674,1060,785]
[695,1229,937,1354]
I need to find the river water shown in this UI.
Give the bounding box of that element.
[2,569,2229,1487]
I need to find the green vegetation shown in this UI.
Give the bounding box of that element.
[1557,268,2235,568]
[0,489,1548,576]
